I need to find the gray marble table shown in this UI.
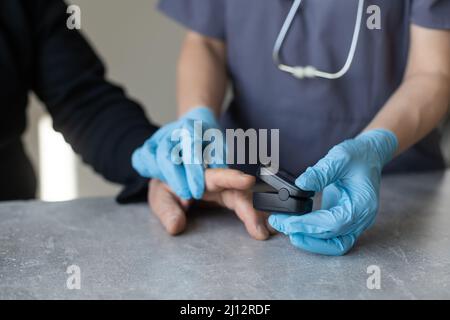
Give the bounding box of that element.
[1,171,450,300]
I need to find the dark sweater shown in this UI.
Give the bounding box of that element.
[0,0,157,202]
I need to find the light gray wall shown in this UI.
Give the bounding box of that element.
[24,0,185,198]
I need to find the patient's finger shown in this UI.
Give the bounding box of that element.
[261,211,278,235]
[148,179,189,235]
[204,169,255,193]
[220,189,270,241]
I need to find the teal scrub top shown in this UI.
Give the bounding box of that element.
[159,0,450,175]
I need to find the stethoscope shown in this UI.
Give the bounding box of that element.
[273,0,365,80]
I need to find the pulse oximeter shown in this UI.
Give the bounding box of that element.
[253,166,314,215]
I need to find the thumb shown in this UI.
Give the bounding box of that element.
[295,145,350,192]
[149,179,188,235]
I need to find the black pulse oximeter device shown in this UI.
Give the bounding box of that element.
[253,166,315,215]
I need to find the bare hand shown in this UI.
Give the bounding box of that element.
[148,168,275,240]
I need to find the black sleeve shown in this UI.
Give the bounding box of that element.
[31,0,158,203]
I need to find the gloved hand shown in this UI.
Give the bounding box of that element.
[132,107,227,200]
[269,129,398,256]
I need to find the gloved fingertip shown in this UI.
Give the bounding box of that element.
[294,176,305,189]
[295,168,320,192]
[191,188,204,200]
[189,176,205,200]
[268,215,283,233]
[178,193,192,201]
[268,214,276,224]
[171,186,192,201]
[295,172,311,190]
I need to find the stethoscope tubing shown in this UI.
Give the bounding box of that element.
[273,0,365,80]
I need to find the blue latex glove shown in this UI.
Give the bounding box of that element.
[132,107,227,200]
[269,129,398,256]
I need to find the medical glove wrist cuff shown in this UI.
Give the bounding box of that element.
[356,129,398,166]
[182,106,218,126]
